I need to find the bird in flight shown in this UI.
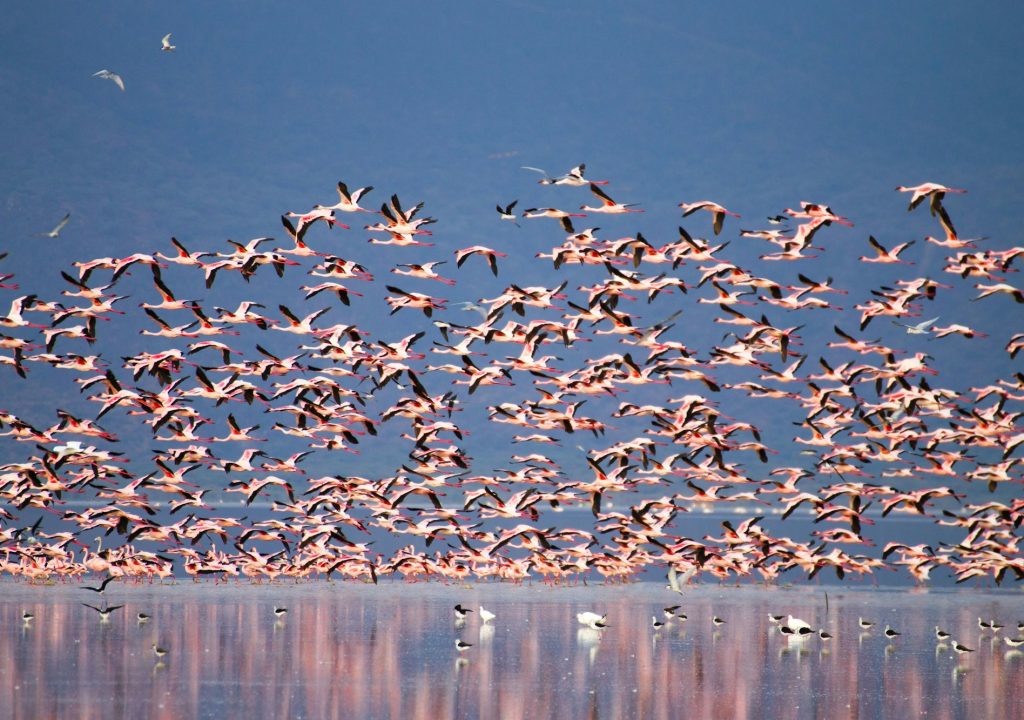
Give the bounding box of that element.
[93,70,125,91]
[667,565,695,593]
[893,316,939,335]
[82,603,124,622]
[496,200,520,226]
[521,163,607,186]
[81,575,117,594]
[38,213,71,238]
[161,33,176,52]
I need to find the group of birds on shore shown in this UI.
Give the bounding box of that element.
[0,162,1022,589]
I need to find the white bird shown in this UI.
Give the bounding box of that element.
[53,440,85,459]
[893,316,939,334]
[161,33,176,52]
[576,611,606,627]
[522,163,608,187]
[93,70,125,91]
[786,615,812,633]
[479,606,495,623]
[667,565,695,593]
[37,213,71,238]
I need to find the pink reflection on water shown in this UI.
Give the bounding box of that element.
[0,584,1022,719]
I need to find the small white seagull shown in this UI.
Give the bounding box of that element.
[667,565,695,594]
[93,69,125,91]
[161,33,176,52]
[38,213,71,238]
[893,316,939,334]
[479,606,495,624]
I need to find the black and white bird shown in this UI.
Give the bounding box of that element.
[935,627,951,642]
[137,612,151,624]
[273,606,288,620]
[712,616,727,627]
[496,201,520,226]
[858,617,876,630]
[1003,636,1024,648]
[884,625,901,639]
[663,605,681,619]
[818,630,833,641]
[521,163,607,187]
[152,643,169,660]
[82,603,124,622]
[652,616,666,630]
[455,639,473,652]
[952,641,974,654]
[978,618,1003,633]
[454,604,473,621]
[81,575,116,595]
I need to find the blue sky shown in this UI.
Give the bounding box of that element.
[1,2,1022,583]
[5,1,1023,250]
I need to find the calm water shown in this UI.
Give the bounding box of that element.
[1,582,1021,720]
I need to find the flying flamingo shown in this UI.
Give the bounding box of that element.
[455,246,508,276]
[580,184,643,214]
[679,200,740,235]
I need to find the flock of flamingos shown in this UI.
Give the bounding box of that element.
[1,166,1022,587]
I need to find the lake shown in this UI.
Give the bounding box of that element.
[1,581,1021,719]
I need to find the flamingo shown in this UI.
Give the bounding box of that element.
[859,236,915,264]
[580,184,643,214]
[895,182,966,213]
[455,246,508,276]
[679,200,740,235]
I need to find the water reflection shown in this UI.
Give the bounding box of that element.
[1,584,1022,719]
